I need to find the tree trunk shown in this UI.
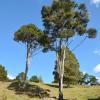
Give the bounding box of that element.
[24,44,31,82]
[18,44,31,90]
[59,75,63,100]
[58,46,66,100]
[67,79,70,88]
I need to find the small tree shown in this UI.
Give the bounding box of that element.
[16,72,25,81]
[79,73,90,85]
[14,24,43,83]
[0,65,7,81]
[41,0,97,99]
[79,73,99,85]
[89,75,98,85]
[30,75,43,83]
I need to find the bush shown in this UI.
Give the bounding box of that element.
[0,65,7,81]
[16,72,25,81]
[30,75,43,83]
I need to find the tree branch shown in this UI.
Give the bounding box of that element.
[71,36,87,52]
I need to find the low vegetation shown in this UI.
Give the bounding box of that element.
[0,81,100,100]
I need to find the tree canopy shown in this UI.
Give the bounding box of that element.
[41,0,97,51]
[14,24,43,44]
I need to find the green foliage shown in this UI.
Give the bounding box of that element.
[79,73,99,85]
[30,76,43,83]
[41,0,97,52]
[89,75,98,85]
[39,34,52,52]
[53,47,81,86]
[14,24,43,44]
[64,48,81,86]
[0,65,7,81]
[16,72,25,81]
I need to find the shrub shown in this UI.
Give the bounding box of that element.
[0,65,7,81]
[16,72,25,81]
[30,75,43,83]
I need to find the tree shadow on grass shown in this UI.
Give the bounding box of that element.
[7,81,50,98]
[88,97,100,100]
[48,96,68,100]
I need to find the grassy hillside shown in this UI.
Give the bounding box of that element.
[0,81,100,100]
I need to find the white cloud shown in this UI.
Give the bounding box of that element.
[92,0,100,4]
[91,0,100,7]
[7,74,15,80]
[96,77,100,83]
[94,49,100,55]
[94,64,100,73]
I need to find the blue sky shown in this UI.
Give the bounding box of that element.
[0,0,100,83]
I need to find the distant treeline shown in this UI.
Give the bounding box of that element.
[0,64,99,87]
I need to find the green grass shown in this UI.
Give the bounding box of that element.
[0,81,100,100]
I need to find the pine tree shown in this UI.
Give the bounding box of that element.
[41,0,97,99]
[14,24,43,84]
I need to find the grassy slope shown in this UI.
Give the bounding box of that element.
[0,82,100,100]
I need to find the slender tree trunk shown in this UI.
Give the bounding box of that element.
[58,46,66,100]
[24,44,31,82]
[59,75,63,100]
[18,44,31,90]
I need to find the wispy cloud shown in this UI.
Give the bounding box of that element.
[91,0,100,7]
[94,48,100,55]
[94,64,100,73]
[7,74,15,80]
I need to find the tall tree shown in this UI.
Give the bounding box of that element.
[53,46,81,87]
[14,24,43,83]
[41,0,97,99]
